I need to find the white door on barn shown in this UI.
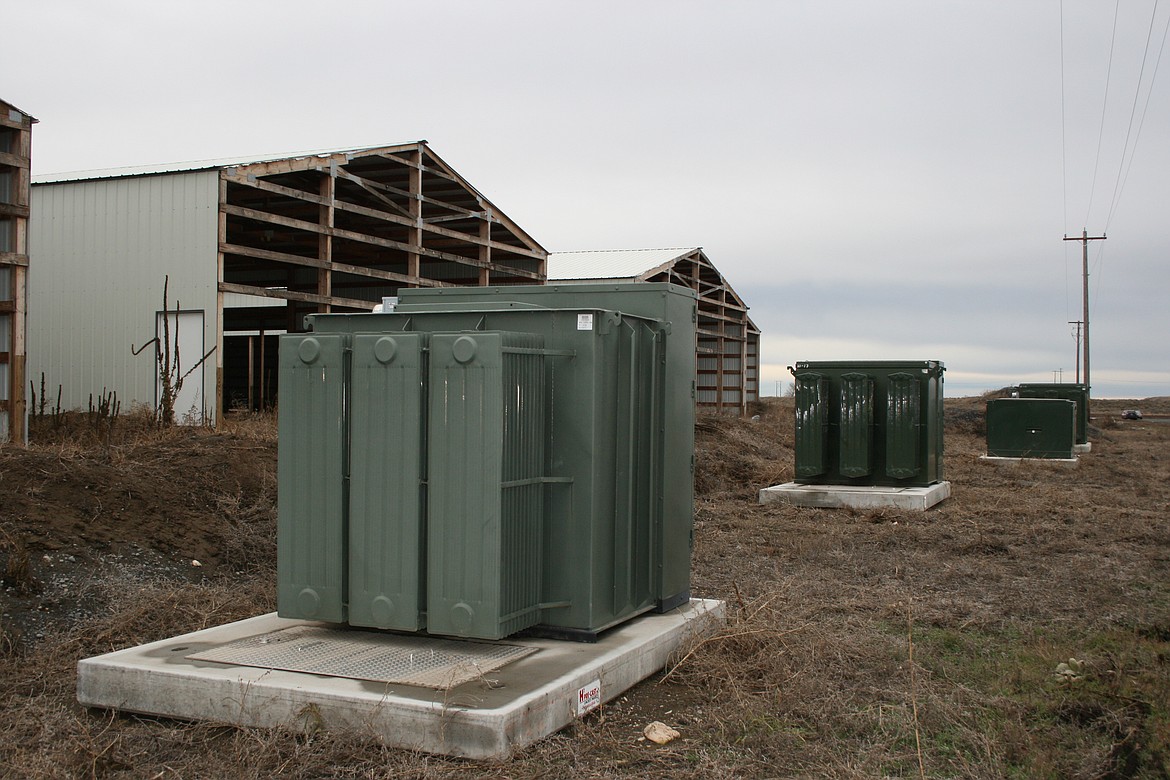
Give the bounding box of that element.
[156,309,205,425]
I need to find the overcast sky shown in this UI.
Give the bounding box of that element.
[4,1,1167,398]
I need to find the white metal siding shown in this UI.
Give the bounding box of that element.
[27,171,220,418]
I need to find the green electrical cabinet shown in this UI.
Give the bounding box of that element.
[1016,383,1089,445]
[986,398,1077,459]
[276,283,697,641]
[790,361,945,487]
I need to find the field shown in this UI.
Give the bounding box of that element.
[2,395,1169,778]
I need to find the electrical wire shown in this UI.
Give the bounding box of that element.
[1060,0,1069,234]
[1060,0,1073,325]
[1084,0,1122,228]
[1106,0,1170,230]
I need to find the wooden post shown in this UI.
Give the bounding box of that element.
[247,335,254,411]
[216,174,227,428]
[11,265,26,442]
[407,146,422,283]
[479,216,491,285]
[318,166,334,311]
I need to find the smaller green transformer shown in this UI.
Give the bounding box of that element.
[790,361,945,487]
[1016,383,1089,445]
[986,398,1077,459]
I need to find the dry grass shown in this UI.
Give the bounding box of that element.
[1,399,1168,778]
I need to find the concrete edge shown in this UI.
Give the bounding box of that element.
[979,455,1079,467]
[758,481,951,511]
[77,599,727,760]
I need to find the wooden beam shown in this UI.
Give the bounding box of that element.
[219,242,446,287]
[220,241,329,270]
[218,281,373,311]
[0,203,31,219]
[0,151,30,169]
[423,211,487,225]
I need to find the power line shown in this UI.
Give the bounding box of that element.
[1084,0,1122,228]
[1060,0,1069,233]
[1103,0,1161,229]
[1106,0,1170,230]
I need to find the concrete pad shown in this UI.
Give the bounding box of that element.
[77,599,725,760]
[1074,442,1092,454]
[758,481,951,511]
[979,454,1080,468]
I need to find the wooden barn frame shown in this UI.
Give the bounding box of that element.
[547,248,760,415]
[0,99,35,444]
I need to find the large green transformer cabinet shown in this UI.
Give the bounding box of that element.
[790,361,945,487]
[1016,383,1089,445]
[986,398,1077,459]
[277,283,697,641]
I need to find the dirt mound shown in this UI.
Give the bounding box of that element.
[2,416,275,569]
[694,398,793,496]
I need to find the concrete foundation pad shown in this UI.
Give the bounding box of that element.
[758,481,951,511]
[979,454,1080,468]
[1074,442,1092,454]
[77,599,725,760]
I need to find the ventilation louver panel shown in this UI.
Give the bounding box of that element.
[426,332,546,640]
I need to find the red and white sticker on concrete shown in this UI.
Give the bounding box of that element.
[576,678,601,716]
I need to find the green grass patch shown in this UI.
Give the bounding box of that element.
[909,622,1170,777]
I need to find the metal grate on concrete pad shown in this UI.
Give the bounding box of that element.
[186,625,539,690]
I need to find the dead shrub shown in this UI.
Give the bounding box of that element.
[0,529,38,595]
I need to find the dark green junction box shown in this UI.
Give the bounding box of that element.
[986,398,1077,459]
[790,360,945,487]
[277,284,697,641]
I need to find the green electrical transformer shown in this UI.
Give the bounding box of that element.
[790,360,945,487]
[277,283,698,641]
[986,398,1077,459]
[1016,383,1089,446]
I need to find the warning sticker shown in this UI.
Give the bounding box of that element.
[577,313,594,331]
[577,679,601,716]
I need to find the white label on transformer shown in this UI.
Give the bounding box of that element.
[577,679,601,716]
[577,313,594,331]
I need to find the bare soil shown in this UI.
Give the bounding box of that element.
[2,397,1168,778]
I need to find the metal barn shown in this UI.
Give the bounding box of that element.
[29,143,548,421]
[1,99,35,443]
[547,248,760,414]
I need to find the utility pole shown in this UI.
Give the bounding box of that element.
[1063,230,1105,396]
[1068,320,1083,384]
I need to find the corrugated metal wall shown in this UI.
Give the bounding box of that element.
[28,172,219,418]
